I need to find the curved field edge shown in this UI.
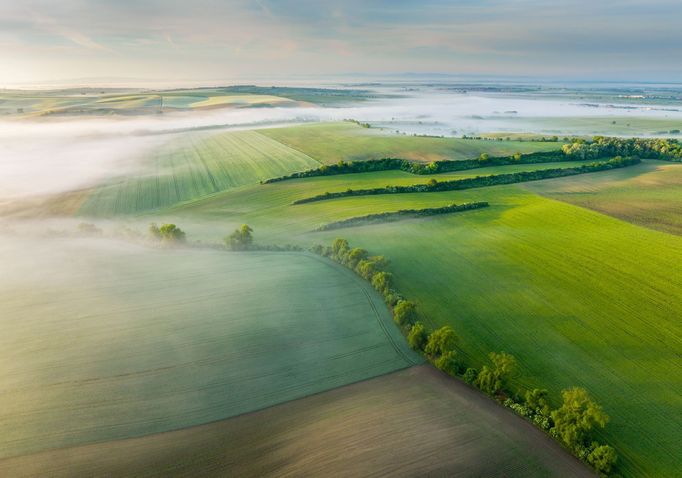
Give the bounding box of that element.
[0,238,419,459]
[0,366,594,478]
[162,176,682,477]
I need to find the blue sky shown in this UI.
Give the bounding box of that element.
[1,0,681,84]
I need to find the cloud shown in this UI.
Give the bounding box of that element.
[0,0,680,82]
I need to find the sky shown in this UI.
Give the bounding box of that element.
[1,0,681,85]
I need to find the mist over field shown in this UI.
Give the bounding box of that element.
[2,86,682,201]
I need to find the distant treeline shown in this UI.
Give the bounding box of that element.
[311,238,618,476]
[294,156,640,205]
[263,136,681,185]
[263,150,570,183]
[562,136,682,162]
[315,202,489,231]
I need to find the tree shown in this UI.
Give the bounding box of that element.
[551,387,609,451]
[435,350,459,375]
[424,325,457,357]
[149,222,161,240]
[357,255,388,279]
[525,388,551,416]
[371,271,393,297]
[158,223,186,243]
[392,299,417,326]
[226,224,253,250]
[346,247,368,269]
[587,444,617,476]
[479,152,490,161]
[462,367,478,384]
[407,321,428,350]
[474,351,516,395]
[331,238,349,261]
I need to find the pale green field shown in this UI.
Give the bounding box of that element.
[189,94,297,108]
[259,122,562,163]
[79,130,320,216]
[526,160,682,235]
[0,236,420,459]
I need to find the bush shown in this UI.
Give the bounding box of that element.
[525,388,551,416]
[407,322,428,350]
[587,444,617,476]
[462,367,478,384]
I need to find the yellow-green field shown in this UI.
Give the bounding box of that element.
[526,160,682,235]
[259,122,562,163]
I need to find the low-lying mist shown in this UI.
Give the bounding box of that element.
[1,86,681,202]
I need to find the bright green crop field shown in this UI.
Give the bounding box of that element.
[160,164,682,477]
[259,122,562,163]
[78,130,320,216]
[0,236,420,459]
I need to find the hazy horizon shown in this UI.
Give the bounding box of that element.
[2,0,681,86]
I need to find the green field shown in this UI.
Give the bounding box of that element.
[0,366,593,478]
[526,160,682,235]
[0,236,420,459]
[78,130,320,216]
[5,118,682,477]
[260,122,562,163]
[159,164,682,477]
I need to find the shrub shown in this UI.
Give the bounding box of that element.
[462,367,478,384]
[525,388,551,416]
[587,444,617,476]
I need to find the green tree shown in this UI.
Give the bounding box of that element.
[435,350,459,375]
[357,255,388,279]
[424,325,457,357]
[158,224,186,243]
[474,351,516,395]
[407,321,428,350]
[587,444,617,476]
[346,247,368,269]
[331,238,349,261]
[371,271,393,297]
[392,299,417,326]
[551,387,609,451]
[226,224,253,250]
[479,152,490,161]
[462,367,478,384]
[525,388,551,416]
[149,222,161,240]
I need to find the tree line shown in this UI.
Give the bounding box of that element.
[311,237,618,476]
[262,150,572,184]
[315,202,489,231]
[293,156,640,205]
[562,136,682,162]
